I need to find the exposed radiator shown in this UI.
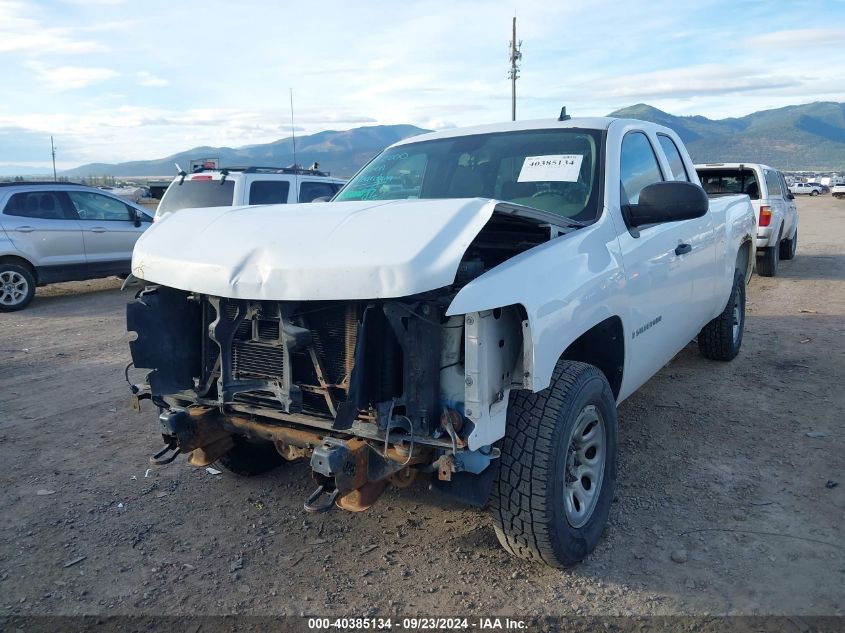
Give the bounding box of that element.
[232,340,284,380]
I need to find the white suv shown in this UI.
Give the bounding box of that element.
[155,166,345,220]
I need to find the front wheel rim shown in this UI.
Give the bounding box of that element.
[563,405,606,528]
[0,271,28,306]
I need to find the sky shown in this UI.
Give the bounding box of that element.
[1,0,844,171]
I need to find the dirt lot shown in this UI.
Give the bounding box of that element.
[0,196,843,619]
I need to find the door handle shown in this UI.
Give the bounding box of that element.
[90,227,107,233]
[15,226,34,233]
[675,243,692,256]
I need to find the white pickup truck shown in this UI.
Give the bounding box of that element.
[126,116,755,568]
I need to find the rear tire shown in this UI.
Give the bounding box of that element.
[779,229,797,260]
[756,244,779,277]
[0,263,36,312]
[811,190,819,196]
[698,270,745,361]
[490,361,618,568]
[216,437,285,476]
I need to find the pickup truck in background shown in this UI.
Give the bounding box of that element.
[789,182,823,196]
[696,163,799,276]
[126,116,755,568]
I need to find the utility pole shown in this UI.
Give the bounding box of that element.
[50,136,57,181]
[508,16,522,121]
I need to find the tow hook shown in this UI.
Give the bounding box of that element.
[304,484,339,513]
[149,440,180,465]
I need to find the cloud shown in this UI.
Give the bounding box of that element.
[750,29,841,48]
[137,71,168,87]
[0,1,107,55]
[583,64,800,101]
[25,61,119,90]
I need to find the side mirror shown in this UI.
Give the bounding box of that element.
[627,181,708,227]
[130,208,142,227]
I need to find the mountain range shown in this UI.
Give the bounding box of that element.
[58,101,845,178]
[61,124,429,179]
[608,101,845,172]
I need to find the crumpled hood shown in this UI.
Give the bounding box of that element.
[132,198,498,300]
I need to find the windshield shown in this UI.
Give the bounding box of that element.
[157,179,235,214]
[335,129,603,221]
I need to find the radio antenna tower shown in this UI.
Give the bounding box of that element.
[508,16,522,121]
[51,136,57,181]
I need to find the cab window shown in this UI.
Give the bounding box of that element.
[620,132,664,204]
[249,180,290,204]
[765,170,783,198]
[656,135,689,182]
[299,181,339,203]
[68,191,133,221]
[3,191,70,219]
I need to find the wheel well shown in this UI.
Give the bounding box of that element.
[736,239,753,284]
[560,316,624,399]
[0,255,37,282]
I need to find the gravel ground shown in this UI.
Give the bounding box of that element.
[0,196,842,619]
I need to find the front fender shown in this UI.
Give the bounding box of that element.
[446,218,627,392]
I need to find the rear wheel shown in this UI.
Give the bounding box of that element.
[811,190,819,196]
[698,270,745,361]
[756,243,779,277]
[217,437,285,476]
[0,263,35,312]
[780,229,797,260]
[490,361,618,568]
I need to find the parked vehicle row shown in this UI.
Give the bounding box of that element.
[0,167,348,310]
[695,163,799,277]
[126,115,756,568]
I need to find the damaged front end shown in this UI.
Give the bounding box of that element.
[127,205,560,512]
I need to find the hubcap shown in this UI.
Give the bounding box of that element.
[563,405,606,528]
[0,271,28,306]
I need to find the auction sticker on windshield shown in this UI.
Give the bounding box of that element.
[518,154,583,182]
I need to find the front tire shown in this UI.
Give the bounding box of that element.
[0,263,36,312]
[490,361,618,568]
[698,270,745,361]
[780,229,797,260]
[216,437,285,476]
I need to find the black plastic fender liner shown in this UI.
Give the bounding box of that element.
[127,287,202,396]
[432,465,497,508]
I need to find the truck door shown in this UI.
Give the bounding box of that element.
[655,134,717,331]
[615,131,710,383]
